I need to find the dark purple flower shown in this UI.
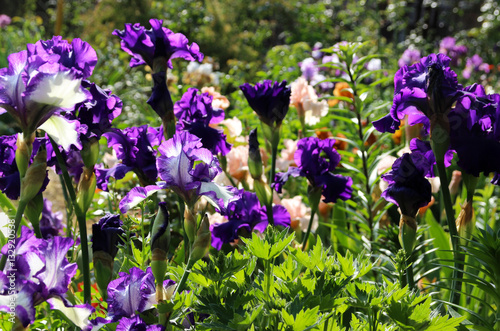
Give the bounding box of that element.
[0,134,50,199]
[113,19,203,69]
[381,153,432,216]
[92,214,124,258]
[97,125,161,190]
[116,316,165,331]
[273,137,352,203]
[40,198,65,239]
[75,80,122,143]
[409,138,454,177]
[448,87,500,177]
[107,267,156,320]
[211,190,290,250]
[373,53,463,135]
[240,80,291,127]
[174,88,230,155]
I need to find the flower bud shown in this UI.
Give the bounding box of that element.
[399,214,417,253]
[248,128,263,179]
[184,206,197,244]
[190,214,211,263]
[254,179,273,212]
[93,250,114,300]
[15,133,35,178]
[80,137,100,169]
[77,167,97,212]
[456,200,474,245]
[448,170,462,196]
[151,202,171,300]
[151,202,171,254]
[20,145,47,203]
[25,194,44,236]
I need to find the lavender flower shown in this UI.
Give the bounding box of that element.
[174,87,231,155]
[398,49,421,67]
[113,18,203,69]
[274,137,352,203]
[211,190,291,250]
[0,37,97,149]
[240,80,291,128]
[0,15,11,28]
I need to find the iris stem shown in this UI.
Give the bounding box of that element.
[49,137,91,304]
[435,160,461,305]
[173,260,194,297]
[301,206,318,251]
[406,252,415,289]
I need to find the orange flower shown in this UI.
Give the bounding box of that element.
[329,82,354,107]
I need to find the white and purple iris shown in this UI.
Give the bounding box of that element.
[0,36,97,150]
[0,227,93,329]
[119,131,237,214]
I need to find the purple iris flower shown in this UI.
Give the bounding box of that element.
[439,37,467,66]
[116,316,165,331]
[211,190,291,250]
[113,18,203,69]
[92,214,124,258]
[0,227,93,329]
[40,198,65,239]
[409,138,454,177]
[240,80,291,127]
[381,153,432,216]
[273,137,352,203]
[174,88,231,155]
[156,131,235,210]
[119,131,237,213]
[0,37,97,149]
[96,125,161,190]
[373,53,463,134]
[107,267,156,320]
[448,86,500,178]
[0,134,50,199]
[75,80,122,143]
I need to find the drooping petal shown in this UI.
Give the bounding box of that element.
[47,297,94,331]
[38,115,81,150]
[119,185,161,213]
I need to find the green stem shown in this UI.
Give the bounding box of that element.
[435,160,461,305]
[140,204,146,268]
[301,206,318,251]
[406,252,415,289]
[264,259,273,300]
[173,260,194,296]
[49,137,91,304]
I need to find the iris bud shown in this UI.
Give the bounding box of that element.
[20,145,47,203]
[248,128,263,179]
[190,214,211,263]
[399,214,417,253]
